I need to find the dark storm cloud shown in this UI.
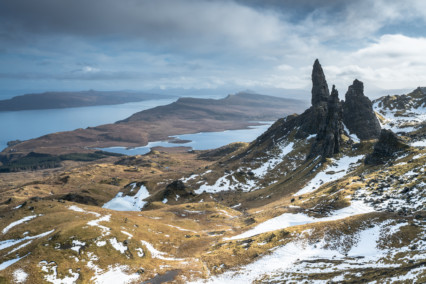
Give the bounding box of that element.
[1,0,421,52]
[0,0,279,45]
[0,0,425,93]
[235,0,346,16]
[0,0,350,36]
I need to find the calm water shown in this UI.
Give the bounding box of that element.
[0,99,175,151]
[100,123,273,155]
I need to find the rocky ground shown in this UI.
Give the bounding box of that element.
[0,60,424,283]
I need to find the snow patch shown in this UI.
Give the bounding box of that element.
[343,123,360,142]
[411,139,426,147]
[197,222,409,283]
[141,240,184,261]
[2,215,37,234]
[167,224,197,233]
[295,155,363,196]
[109,238,127,254]
[121,231,133,239]
[181,174,199,183]
[13,269,28,283]
[102,185,150,211]
[87,215,111,236]
[0,229,54,251]
[136,248,144,257]
[71,240,85,253]
[68,205,100,217]
[96,240,107,247]
[228,201,374,240]
[39,261,79,284]
[7,240,32,255]
[252,142,294,178]
[0,254,28,271]
[91,265,140,284]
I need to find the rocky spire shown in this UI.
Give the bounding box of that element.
[342,79,381,140]
[308,85,343,159]
[311,59,330,106]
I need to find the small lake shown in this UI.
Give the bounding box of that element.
[0,99,175,151]
[100,122,273,155]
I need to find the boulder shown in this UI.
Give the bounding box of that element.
[343,79,381,140]
[365,129,409,165]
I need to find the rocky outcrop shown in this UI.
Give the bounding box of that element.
[343,79,381,140]
[365,129,409,165]
[311,59,330,106]
[374,86,426,111]
[308,85,343,159]
[241,59,379,162]
[297,59,334,138]
[164,180,193,198]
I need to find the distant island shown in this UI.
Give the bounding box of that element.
[2,92,307,156]
[0,90,175,111]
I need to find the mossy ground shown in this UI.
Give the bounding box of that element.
[0,136,424,282]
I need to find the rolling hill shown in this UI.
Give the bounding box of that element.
[0,60,424,283]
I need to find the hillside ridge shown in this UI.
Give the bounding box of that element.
[0,60,424,283]
[0,90,173,111]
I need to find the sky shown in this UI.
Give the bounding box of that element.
[1,0,426,100]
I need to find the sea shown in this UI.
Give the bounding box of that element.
[0,99,175,152]
[99,123,272,155]
[0,97,272,153]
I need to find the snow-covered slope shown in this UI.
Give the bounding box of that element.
[373,87,426,146]
[1,70,425,283]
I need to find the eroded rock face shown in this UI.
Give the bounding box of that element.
[308,85,343,159]
[311,59,330,106]
[294,59,332,138]
[163,180,193,198]
[365,129,408,165]
[343,79,381,140]
[248,60,379,162]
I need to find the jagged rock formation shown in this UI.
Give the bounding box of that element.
[311,59,330,106]
[343,79,381,140]
[240,59,380,162]
[304,60,344,159]
[375,87,426,111]
[365,129,409,165]
[308,85,343,159]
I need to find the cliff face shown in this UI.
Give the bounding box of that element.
[308,85,343,159]
[298,60,344,159]
[343,79,381,140]
[311,59,330,106]
[304,60,380,159]
[233,59,383,163]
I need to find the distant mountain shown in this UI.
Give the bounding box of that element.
[0,60,424,283]
[1,93,307,157]
[120,92,305,123]
[0,90,174,111]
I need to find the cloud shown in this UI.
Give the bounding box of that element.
[0,0,288,54]
[0,0,426,96]
[322,34,426,92]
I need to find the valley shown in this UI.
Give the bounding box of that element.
[0,60,424,283]
[1,92,306,159]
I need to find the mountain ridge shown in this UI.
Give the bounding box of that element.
[0,60,424,283]
[0,90,175,111]
[1,93,307,161]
